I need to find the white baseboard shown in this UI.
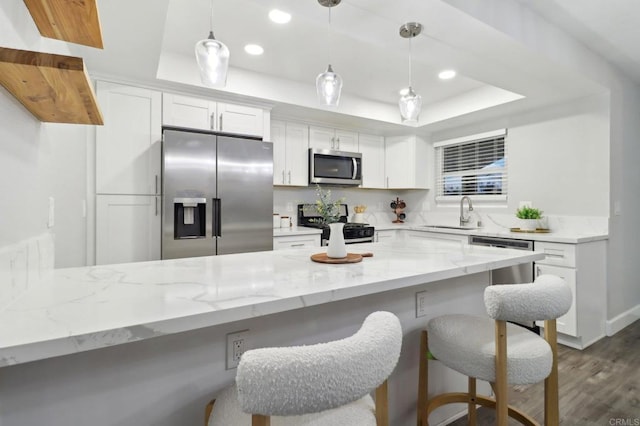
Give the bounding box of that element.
[606,305,640,336]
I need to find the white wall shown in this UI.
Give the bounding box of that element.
[608,77,640,329]
[0,1,89,268]
[443,0,640,329]
[429,95,610,217]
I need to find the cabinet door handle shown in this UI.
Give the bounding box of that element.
[155,175,159,194]
[282,170,285,184]
[288,170,291,184]
[291,243,305,247]
[331,137,335,150]
[210,113,215,130]
[155,197,158,216]
[336,137,340,150]
[386,177,389,188]
[219,114,223,131]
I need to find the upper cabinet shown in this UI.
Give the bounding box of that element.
[358,133,386,189]
[271,120,309,186]
[309,126,358,152]
[384,135,430,189]
[96,81,162,195]
[162,93,266,138]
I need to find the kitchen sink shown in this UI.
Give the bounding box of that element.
[422,225,479,230]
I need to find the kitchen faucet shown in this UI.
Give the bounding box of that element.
[459,196,474,227]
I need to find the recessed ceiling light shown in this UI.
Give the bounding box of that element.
[269,9,291,24]
[244,44,264,56]
[438,69,456,80]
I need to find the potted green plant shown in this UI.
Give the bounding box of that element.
[515,206,543,231]
[314,185,345,225]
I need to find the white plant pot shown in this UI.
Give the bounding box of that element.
[327,222,348,258]
[519,219,539,231]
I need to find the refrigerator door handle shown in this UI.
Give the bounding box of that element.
[212,198,222,237]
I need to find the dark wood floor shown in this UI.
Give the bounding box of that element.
[448,320,640,425]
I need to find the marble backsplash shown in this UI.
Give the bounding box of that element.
[0,233,54,309]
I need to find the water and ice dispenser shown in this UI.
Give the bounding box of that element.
[173,198,206,239]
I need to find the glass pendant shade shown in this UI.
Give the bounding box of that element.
[316,64,343,107]
[195,31,230,88]
[399,86,422,123]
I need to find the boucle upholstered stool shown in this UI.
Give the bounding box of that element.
[417,275,572,426]
[206,311,402,426]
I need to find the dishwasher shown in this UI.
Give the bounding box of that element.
[469,235,536,329]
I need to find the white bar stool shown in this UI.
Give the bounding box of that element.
[417,275,572,426]
[206,311,402,426]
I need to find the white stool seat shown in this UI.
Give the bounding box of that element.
[427,314,552,384]
[209,384,377,426]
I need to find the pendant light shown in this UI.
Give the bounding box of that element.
[195,0,230,88]
[398,22,422,123]
[316,0,343,107]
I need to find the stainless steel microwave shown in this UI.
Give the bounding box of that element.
[309,148,362,185]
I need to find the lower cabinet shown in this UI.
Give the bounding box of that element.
[96,195,161,265]
[273,234,320,250]
[534,240,607,349]
[535,263,578,336]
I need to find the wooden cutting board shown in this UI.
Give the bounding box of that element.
[310,252,373,264]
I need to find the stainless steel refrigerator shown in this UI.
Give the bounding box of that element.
[162,128,273,259]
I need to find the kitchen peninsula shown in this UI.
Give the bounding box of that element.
[0,240,543,426]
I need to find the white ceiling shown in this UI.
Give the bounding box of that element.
[67,0,640,132]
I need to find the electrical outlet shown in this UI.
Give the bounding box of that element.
[226,330,249,369]
[416,291,428,317]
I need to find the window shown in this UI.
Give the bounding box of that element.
[434,129,507,201]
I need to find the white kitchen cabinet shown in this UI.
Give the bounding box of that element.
[273,234,320,250]
[358,133,386,188]
[163,93,265,137]
[384,135,430,189]
[96,81,161,195]
[218,103,265,137]
[535,263,578,336]
[96,195,161,265]
[309,126,358,152]
[534,240,607,349]
[271,120,309,186]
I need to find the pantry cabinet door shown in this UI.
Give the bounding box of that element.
[96,82,161,195]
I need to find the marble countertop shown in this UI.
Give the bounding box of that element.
[374,223,608,244]
[273,226,322,237]
[0,240,542,367]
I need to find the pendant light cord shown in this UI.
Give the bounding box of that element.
[327,7,332,65]
[209,0,214,35]
[408,37,413,88]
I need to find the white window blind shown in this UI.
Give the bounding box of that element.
[434,131,507,200]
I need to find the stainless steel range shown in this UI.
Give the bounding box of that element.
[297,204,375,245]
